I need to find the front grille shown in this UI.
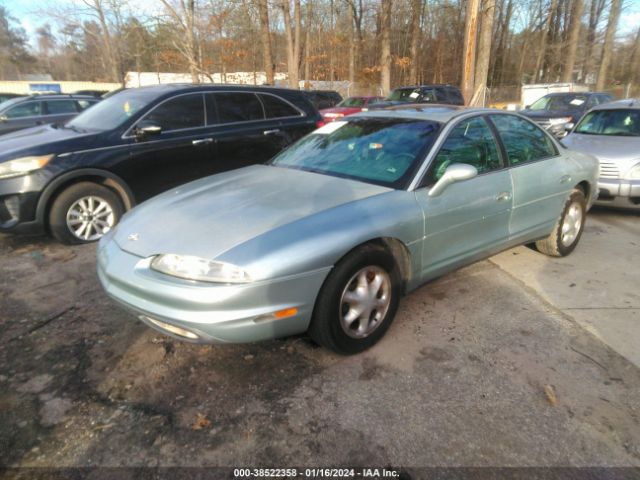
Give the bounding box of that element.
[534,119,551,129]
[599,161,620,179]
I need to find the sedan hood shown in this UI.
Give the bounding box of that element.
[0,124,100,162]
[563,133,640,169]
[521,109,579,121]
[113,165,390,260]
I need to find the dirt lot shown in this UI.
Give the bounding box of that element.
[0,208,639,473]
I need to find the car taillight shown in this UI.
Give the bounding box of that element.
[315,120,326,129]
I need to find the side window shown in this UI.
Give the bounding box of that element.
[489,114,557,166]
[45,100,78,115]
[144,94,205,132]
[5,102,41,118]
[259,94,301,118]
[427,117,502,183]
[214,92,264,123]
[421,89,436,102]
[447,89,465,105]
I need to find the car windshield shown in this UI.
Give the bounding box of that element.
[386,88,424,102]
[270,117,441,188]
[574,109,640,136]
[338,98,366,108]
[66,88,159,131]
[529,94,588,111]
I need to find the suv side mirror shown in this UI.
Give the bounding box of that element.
[564,122,575,131]
[0,115,7,122]
[135,121,162,139]
[428,163,478,197]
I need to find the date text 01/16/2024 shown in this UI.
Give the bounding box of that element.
[233,468,402,478]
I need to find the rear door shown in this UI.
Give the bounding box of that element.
[0,101,43,134]
[488,113,572,240]
[415,115,512,279]
[125,92,215,200]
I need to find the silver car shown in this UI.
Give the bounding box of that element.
[98,107,598,354]
[563,99,640,210]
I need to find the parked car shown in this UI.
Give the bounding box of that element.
[302,90,343,110]
[368,85,465,110]
[320,96,384,121]
[562,98,640,210]
[0,94,100,135]
[0,84,322,244]
[520,92,614,138]
[0,93,25,104]
[97,106,598,354]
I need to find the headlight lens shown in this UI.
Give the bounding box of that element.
[0,155,53,179]
[629,163,640,180]
[150,254,252,283]
[548,117,573,126]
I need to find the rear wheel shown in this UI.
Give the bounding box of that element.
[49,182,124,244]
[535,188,586,257]
[308,244,401,354]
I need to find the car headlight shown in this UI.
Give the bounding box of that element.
[150,254,252,283]
[548,117,573,126]
[629,162,640,180]
[0,154,53,179]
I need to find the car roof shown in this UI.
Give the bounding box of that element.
[120,83,309,97]
[542,91,604,97]
[354,104,492,123]
[590,98,640,111]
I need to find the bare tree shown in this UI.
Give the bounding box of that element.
[533,0,558,82]
[583,0,606,84]
[461,0,480,103]
[380,0,392,95]
[596,0,621,90]
[473,0,495,104]
[345,0,364,85]
[256,0,274,84]
[562,0,583,82]
[280,0,302,88]
[408,0,422,85]
[159,0,201,83]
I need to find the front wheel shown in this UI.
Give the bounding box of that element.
[49,182,124,244]
[535,188,586,257]
[308,244,401,354]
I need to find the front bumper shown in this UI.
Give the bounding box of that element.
[595,178,640,210]
[0,172,47,234]
[97,235,331,344]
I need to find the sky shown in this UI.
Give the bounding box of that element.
[5,0,640,50]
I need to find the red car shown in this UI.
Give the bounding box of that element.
[319,96,384,121]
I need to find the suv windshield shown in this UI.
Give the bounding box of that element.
[574,109,640,136]
[67,89,159,131]
[529,94,588,111]
[338,98,366,108]
[271,117,440,188]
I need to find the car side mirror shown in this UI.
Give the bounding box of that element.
[135,121,162,139]
[0,115,7,122]
[428,163,478,197]
[564,122,575,131]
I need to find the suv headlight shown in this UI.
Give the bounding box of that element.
[150,254,252,283]
[0,155,53,179]
[629,162,640,180]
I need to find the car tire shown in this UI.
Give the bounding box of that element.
[308,244,401,355]
[535,188,586,257]
[49,182,124,245]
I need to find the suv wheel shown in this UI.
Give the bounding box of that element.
[49,182,124,244]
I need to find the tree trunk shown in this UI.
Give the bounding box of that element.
[533,0,557,83]
[380,0,392,95]
[257,0,275,85]
[596,0,621,91]
[583,0,606,84]
[562,0,583,82]
[408,0,422,84]
[474,0,495,105]
[304,1,313,87]
[461,0,480,104]
[281,0,301,89]
[93,0,120,83]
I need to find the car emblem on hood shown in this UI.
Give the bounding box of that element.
[128,233,139,241]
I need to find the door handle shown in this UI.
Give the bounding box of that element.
[495,191,512,202]
[192,138,213,146]
[263,129,281,136]
[560,174,572,184]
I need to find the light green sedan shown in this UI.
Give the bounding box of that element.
[98,106,598,354]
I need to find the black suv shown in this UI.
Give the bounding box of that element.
[0,94,100,135]
[0,84,321,244]
[520,92,614,137]
[369,84,465,109]
[302,90,343,110]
